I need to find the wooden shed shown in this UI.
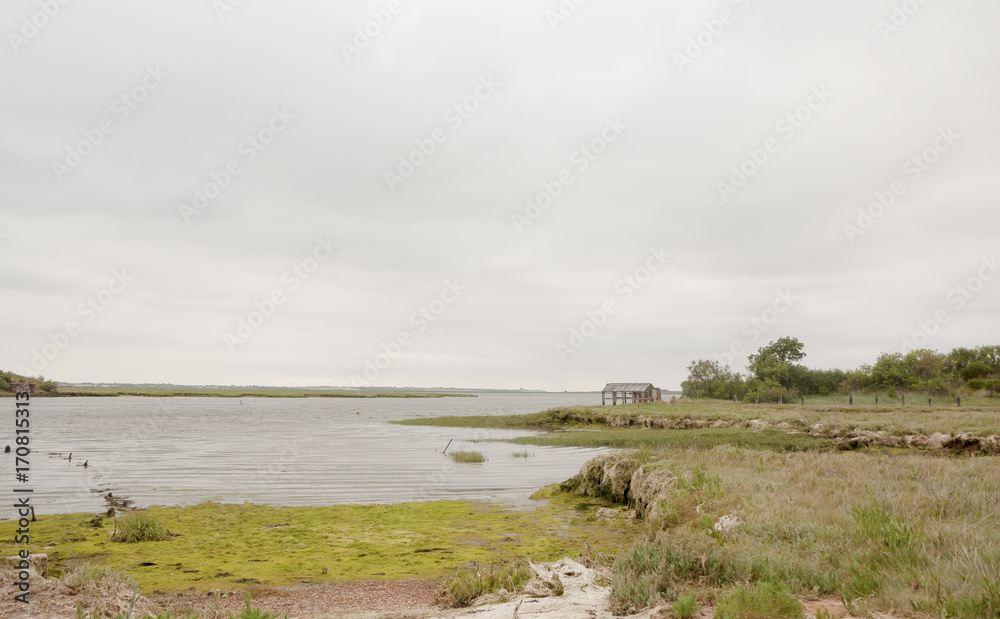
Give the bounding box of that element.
[601,382,661,405]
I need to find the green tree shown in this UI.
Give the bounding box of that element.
[747,337,806,391]
[681,360,737,399]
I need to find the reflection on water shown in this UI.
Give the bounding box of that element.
[1,392,608,515]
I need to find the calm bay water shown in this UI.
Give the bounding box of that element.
[1,392,607,516]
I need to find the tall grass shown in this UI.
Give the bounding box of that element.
[596,446,1000,617]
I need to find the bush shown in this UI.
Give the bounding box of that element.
[968,378,987,391]
[111,511,171,543]
[714,581,803,619]
[987,378,1000,396]
[440,559,534,607]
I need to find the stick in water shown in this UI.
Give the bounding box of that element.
[442,439,453,454]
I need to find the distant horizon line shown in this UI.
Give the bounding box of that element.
[53,382,683,394]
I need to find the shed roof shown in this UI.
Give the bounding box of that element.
[602,382,654,392]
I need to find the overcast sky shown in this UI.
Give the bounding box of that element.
[1,0,998,391]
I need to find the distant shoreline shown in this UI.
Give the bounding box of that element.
[0,387,477,398]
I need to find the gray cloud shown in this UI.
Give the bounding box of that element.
[1,0,998,390]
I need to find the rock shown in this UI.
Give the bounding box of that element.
[926,432,951,450]
[714,514,741,533]
[748,419,770,432]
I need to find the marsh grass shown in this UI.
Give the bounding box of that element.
[510,449,534,458]
[449,450,486,463]
[599,446,1000,617]
[395,399,1000,438]
[714,581,803,619]
[505,428,831,452]
[112,511,172,543]
[58,386,468,398]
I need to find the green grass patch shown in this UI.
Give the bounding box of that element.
[510,449,534,458]
[449,450,486,463]
[0,493,642,594]
[505,428,831,452]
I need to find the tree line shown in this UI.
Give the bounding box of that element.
[681,337,1000,402]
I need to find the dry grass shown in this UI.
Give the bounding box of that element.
[572,446,1000,617]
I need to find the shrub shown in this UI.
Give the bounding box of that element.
[987,378,1000,396]
[449,451,485,463]
[714,581,803,619]
[111,511,171,543]
[440,559,534,607]
[968,378,986,391]
[673,592,700,618]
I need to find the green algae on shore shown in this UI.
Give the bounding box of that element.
[0,492,641,594]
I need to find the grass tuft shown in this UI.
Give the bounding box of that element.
[111,511,172,543]
[449,450,486,463]
[510,449,534,458]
